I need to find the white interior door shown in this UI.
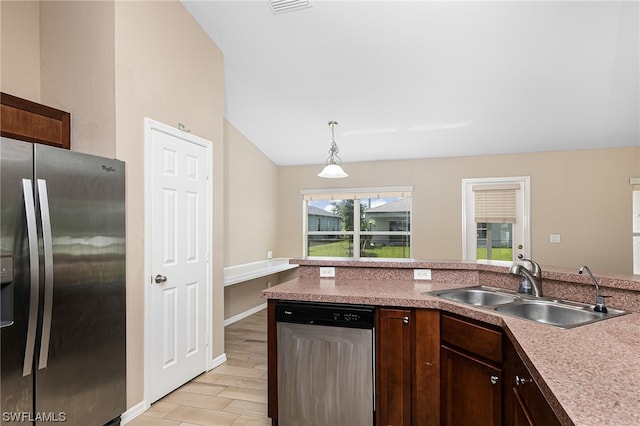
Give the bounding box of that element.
[147,120,210,402]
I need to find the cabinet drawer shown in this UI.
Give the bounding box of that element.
[441,314,502,363]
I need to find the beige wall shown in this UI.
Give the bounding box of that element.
[114,0,224,407]
[39,0,116,158]
[224,269,297,320]
[224,120,279,265]
[278,147,639,274]
[224,120,282,320]
[0,0,41,101]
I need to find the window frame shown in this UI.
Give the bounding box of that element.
[461,177,530,263]
[632,178,640,274]
[301,186,413,259]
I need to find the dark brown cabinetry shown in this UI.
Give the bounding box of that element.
[440,313,503,426]
[377,308,413,426]
[504,341,563,426]
[0,92,70,149]
[377,308,441,426]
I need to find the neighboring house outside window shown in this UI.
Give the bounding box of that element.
[308,205,342,232]
[363,197,411,255]
[302,187,413,259]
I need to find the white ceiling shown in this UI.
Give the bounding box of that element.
[181,1,639,167]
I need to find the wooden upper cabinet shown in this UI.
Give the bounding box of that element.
[1,92,71,149]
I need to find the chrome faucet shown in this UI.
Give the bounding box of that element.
[509,259,543,297]
[578,266,608,313]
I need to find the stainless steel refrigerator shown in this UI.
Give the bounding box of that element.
[1,137,126,425]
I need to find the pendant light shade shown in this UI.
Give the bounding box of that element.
[318,121,348,178]
[318,164,348,178]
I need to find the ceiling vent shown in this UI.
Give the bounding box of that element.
[268,0,311,14]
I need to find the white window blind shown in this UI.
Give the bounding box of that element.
[472,184,519,224]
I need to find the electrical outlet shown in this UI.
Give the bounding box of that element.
[414,269,432,280]
[319,267,336,278]
[267,250,273,259]
[549,234,561,243]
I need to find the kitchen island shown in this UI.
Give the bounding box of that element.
[262,259,640,426]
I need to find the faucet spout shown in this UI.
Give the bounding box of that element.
[509,259,543,297]
[579,265,608,313]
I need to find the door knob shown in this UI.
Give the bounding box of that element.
[154,274,167,284]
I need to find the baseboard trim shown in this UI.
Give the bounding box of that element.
[120,400,148,425]
[223,303,267,327]
[208,352,227,371]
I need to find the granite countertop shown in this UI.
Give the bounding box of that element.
[262,278,640,426]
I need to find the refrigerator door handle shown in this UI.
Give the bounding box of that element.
[21,179,39,377]
[37,179,54,370]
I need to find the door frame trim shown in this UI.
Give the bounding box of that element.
[142,117,214,408]
[461,176,531,263]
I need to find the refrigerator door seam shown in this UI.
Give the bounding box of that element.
[21,178,39,377]
[37,179,54,370]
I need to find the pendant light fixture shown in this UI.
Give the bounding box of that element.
[318,121,348,178]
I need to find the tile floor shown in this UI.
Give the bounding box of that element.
[127,310,270,426]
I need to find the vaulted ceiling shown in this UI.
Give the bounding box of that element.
[182,1,639,166]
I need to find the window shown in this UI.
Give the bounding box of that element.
[302,187,413,259]
[462,177,530,263]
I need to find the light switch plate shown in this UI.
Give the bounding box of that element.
[319,267,335,278]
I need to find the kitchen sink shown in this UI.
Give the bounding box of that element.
[430,287,519,306]
[424,286,627,328]
[494,301,621,328]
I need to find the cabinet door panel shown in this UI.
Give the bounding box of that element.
[513,388,535,426]
[441,345,502,426]
[377,308,412,426]
[1,93,70,149]
[504,340,563,426]
[414,310,440,425]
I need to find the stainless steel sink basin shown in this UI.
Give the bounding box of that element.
[494,301,614,328]
[424,286,627,328]
[431,288,519,306]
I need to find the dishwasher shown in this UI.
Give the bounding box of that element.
[276,301,375,426]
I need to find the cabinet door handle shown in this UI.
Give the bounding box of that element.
[515,375,531,386]
[490,375,499,385]
[402,316,409,324]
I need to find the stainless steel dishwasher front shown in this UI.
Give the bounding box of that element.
[276,301,375,426]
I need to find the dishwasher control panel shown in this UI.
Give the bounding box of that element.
[276,301,375,329]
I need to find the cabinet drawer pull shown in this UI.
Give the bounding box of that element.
[515,375,531,386]
[490,375,499,385]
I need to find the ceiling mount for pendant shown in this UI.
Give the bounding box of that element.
[318,121,348,178]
